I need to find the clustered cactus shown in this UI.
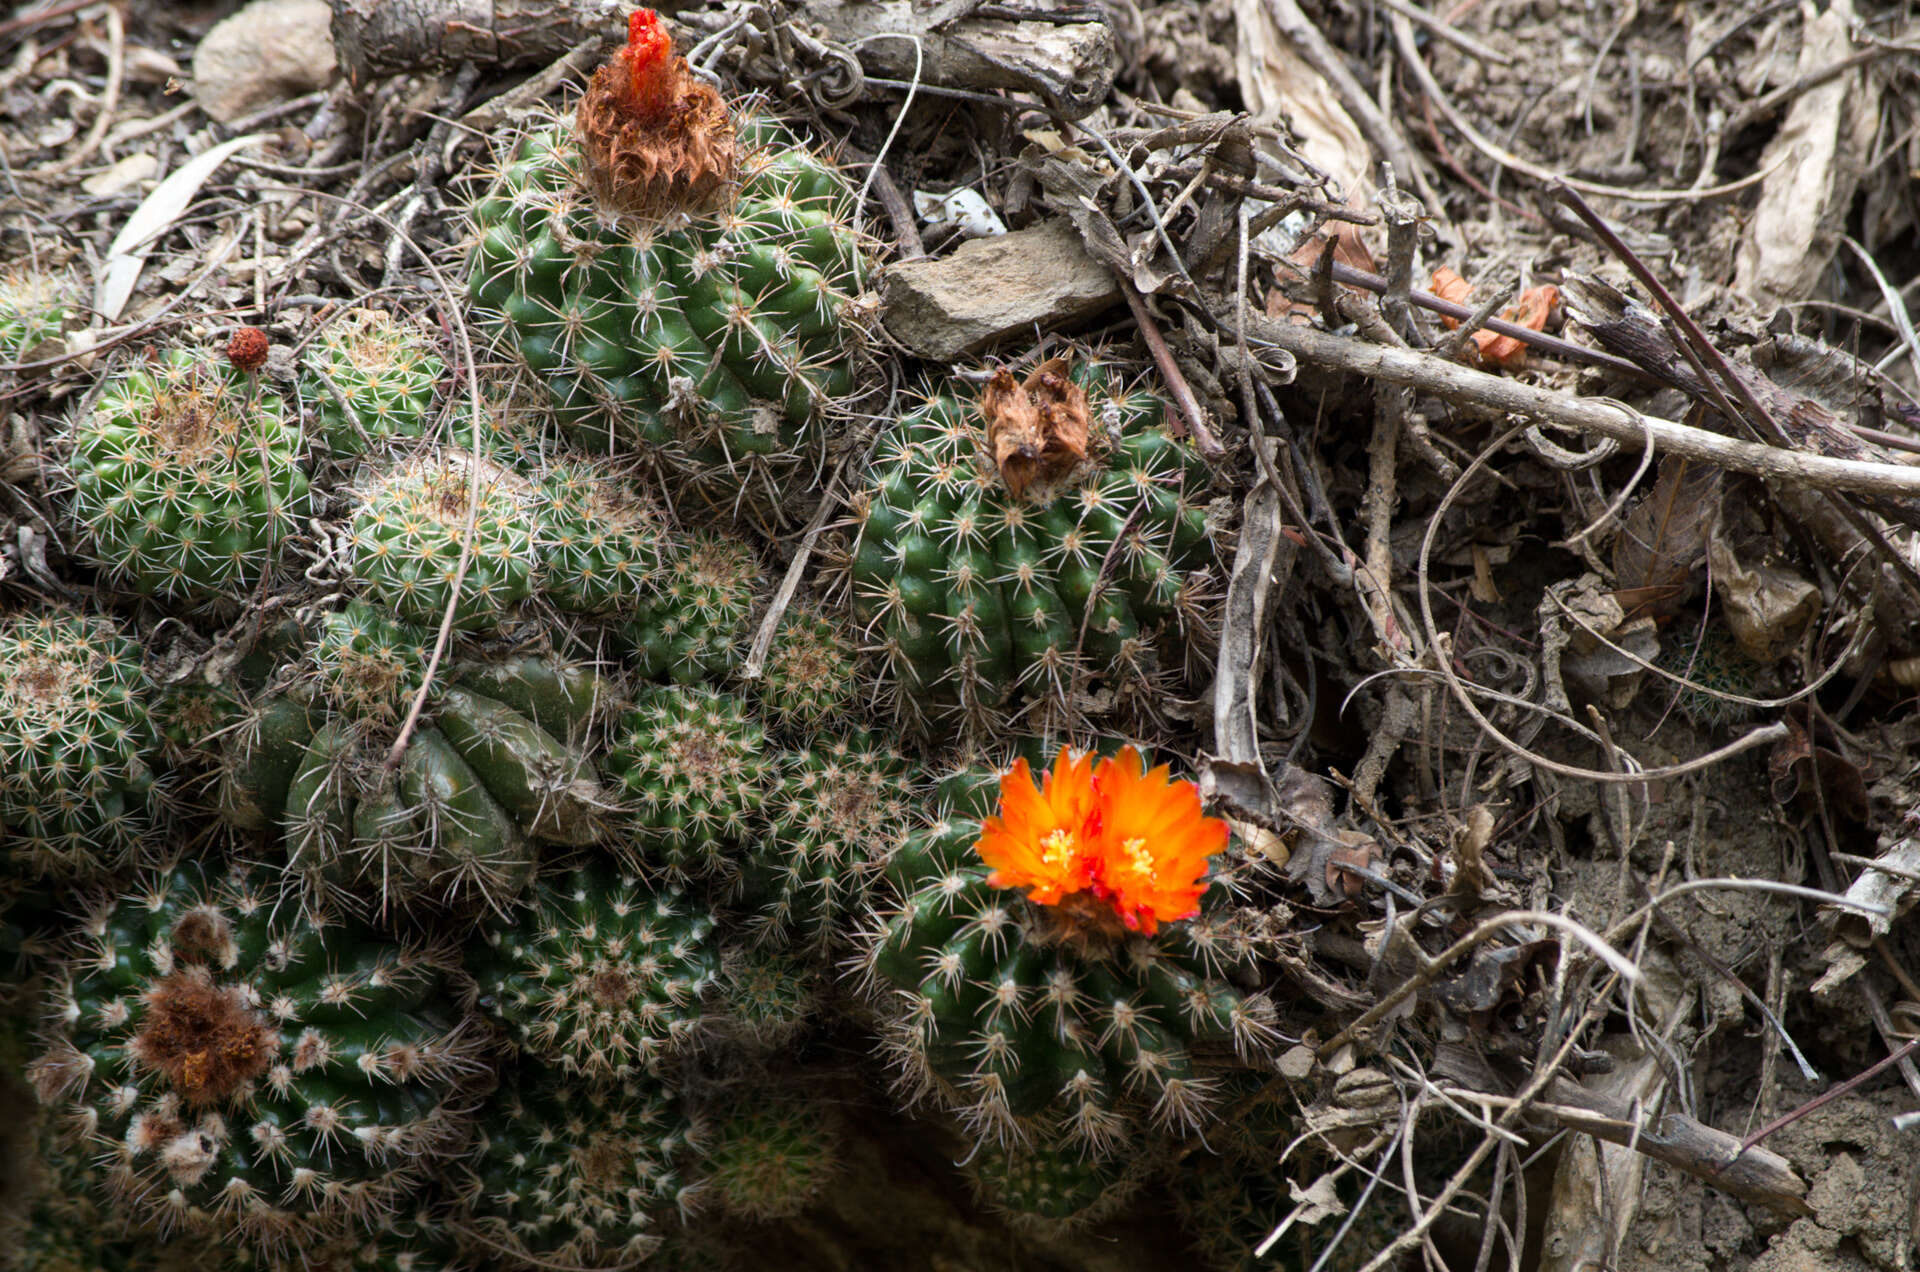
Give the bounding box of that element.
[1,7,1304,1269]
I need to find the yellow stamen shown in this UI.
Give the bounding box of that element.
[1041,828,1077,870]
[1123,836,1154,879]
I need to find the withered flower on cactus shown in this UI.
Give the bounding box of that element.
[576,8,737,217]
[981,357,1091,498]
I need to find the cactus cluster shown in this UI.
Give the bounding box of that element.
[4,8,1310,1269]
[68,348,311,603]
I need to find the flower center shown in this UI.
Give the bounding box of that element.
[1040,828,1077,870]
[1122,836,1155,880]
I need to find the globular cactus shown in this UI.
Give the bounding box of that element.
[220,615,609,919]
[745,602,859,733]
[456,1070,703,1269]
[1177,1156,1407,1272]
[710,945,822,1051]
[619,530,761,684]
[0,611,162,878]
[1655,624,1763,729]
[234,1210,457,1272]
[473,864,719,1082]
[700,1097,840,1220]
[348,447,538,632]
[858,750,1275,1156]
[301,307,446,457]
[465,10,871,525]
[534,455,669,615]
[849,357,1218,735]
[962,1133,1142,1237]
[0,265,71,369]
[67,347,310,603]
[605,684,771,879]
[742,734,919,953]
[26,862,488,1254]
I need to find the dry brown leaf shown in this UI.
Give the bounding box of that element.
[1612,457,1722,624]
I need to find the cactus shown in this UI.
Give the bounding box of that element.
[465,12,871,524]
[0,611,162,878]
[710,945,822,1050]
[742,733,919,952]
[474,864,719,1082]
[1177,1157,1407,1272]
[301,308,446,457]
[456,1069,703,1269]
[619,530,761,684]
[68,347,310,603]
[745,601,859,733]
[1655,623,1763,729]
[534,455,668,615]
[605,684,772,879]
[701,1097,839,1220]
[219,620,608,919]
[0,265,71,369]
[858,765,1275,1156]
[26,862,487,1253]
[348,447,538,632]
[849,357,1218,734]
[962,1133,1142,1236]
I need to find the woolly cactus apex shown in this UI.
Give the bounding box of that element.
[620,531,761,683]
[742,734,920,953]
[26,862,487,1255]
[302,308,446,457]
[605,684,771,878]
[534,456,668,614]
[68,347,311,603]
[0,611,161,878]
[962,1133,1143,1237]
[849,356,1218,735]
[701,1097,840,1220]
[857,764,1277,1157]
[575,8,736,218]
[473,864,719,1082]
[348,447,538,631]
[456,1070,703,1269]
[745,601,859,732]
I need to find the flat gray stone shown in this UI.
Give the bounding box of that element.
[880,220,1120,360]
[193,0,337,124]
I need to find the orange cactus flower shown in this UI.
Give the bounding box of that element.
[972,748,1100,906]
[1086,748,1228,935]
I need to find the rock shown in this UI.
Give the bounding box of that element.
[880,220,1120,361]
[192,0,337,125]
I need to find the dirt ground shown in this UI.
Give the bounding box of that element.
[3,0,1920,1269]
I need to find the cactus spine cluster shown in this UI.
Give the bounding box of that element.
[0,611,162,878]
[606,684,772,878]
[465,11,871,524]
[27,863,486,1252]
[68,348,311,603]
[850,359,1217,733]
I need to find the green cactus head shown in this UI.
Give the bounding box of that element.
[701,1097,840,1221]
[309,601,429,727]
[0,610,160,878]
[621,530,761,684]
[349,447,538,631]
[68,348,311,603]
[0,264,71,369]
[745,601,859,733]
[301,307,445,457]
[606,684,771,878]
[534,455,668,615]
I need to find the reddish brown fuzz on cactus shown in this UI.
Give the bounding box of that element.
[226,326,269,372]
[576,7,736,217]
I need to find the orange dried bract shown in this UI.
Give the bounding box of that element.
[982,356,1090,498]
[1430,267,1472,328]
[226,326,269,373]
[576,7,737,219]
[1476,283,1559,368]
